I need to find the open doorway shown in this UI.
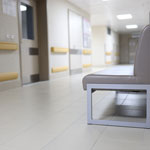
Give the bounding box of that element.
[129,38,138,64]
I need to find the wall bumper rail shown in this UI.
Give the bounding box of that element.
[0,42,18,50]
[51,47,69,53]
[83,50,92,55]
[0,72,18,82]
[52,66,68,73]
[83,64,92,68]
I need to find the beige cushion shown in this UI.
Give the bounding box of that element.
[83,25,150,90]
[134,25,150,81]
[83,66,136,90]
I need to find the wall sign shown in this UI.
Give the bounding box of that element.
[83,18,91,48]
[2,0,17,17]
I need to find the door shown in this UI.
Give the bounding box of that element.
[68,11,83,75]
[19,0,39,84]
[129,38,138,64]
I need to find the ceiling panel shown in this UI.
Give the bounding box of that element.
[68,0,150,33]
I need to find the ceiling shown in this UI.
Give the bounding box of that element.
[68,0,150,33]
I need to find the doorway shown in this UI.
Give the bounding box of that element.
[19,0,39,85]
[128,38,138,64]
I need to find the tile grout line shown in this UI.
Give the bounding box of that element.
[1,95,85,146]
[40,113,86,150]
[89,126,108,150]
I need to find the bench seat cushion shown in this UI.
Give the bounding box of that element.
[83,65,145,90]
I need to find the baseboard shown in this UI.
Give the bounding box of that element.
[0,80,21,92]
[50,71,70,80]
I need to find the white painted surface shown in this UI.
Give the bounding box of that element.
[69,11,83,72]
[92,26,106,66]
[70,54,82,70]
[47,0,69,76]
[47,0,90,77]
[105,30,119,64]
[82,55,92,65]
[68,0,150,33]
[69,11,83,49]
[92,26,119,66]
[0,0,21,89]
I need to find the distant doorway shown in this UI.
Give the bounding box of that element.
[128,38,138,64]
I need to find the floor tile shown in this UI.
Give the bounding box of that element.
[41,119,106,150]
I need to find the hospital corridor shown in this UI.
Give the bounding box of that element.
[0,0,150,150]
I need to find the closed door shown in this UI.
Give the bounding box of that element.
[129,38,138,64]
[19,0,39,84]
[68,11,83,75]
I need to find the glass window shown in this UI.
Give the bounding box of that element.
[20,3,34,40]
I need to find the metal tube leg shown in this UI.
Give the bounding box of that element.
[87,86,92,124]
[146,89,150,128]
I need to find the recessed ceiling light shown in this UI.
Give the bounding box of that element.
[126,25,138,29]
[102,0,109,2]
[117,14,132,20]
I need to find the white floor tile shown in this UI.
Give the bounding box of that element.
[0,66,148,150]
[41,118,106,150]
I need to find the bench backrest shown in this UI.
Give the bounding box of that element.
[134,25,150,81]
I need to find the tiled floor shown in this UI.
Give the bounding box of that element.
[0,68,150,150]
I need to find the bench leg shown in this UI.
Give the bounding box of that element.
[146,89,150,128]
[87,87,93,124]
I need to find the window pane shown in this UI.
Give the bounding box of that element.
[20,3,34,40]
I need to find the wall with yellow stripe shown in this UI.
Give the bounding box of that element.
[82,49,92,69]
[0,0,20,89]
[50,46,69,78]
[105,30,120,65]
[47,0,91,79]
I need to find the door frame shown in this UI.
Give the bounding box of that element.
[17,0,49,85]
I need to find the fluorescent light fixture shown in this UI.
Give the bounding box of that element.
[126,25,138,29]
[102,0,109,1]
[20,5,27,11]
[117,14,132,20]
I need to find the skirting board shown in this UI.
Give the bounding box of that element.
[51,47,69,53]
[52,66,68,73]
[0,42,18,50]
[0,72,18,82]
[0,80,21,92]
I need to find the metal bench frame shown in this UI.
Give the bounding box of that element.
[87,84,150,128]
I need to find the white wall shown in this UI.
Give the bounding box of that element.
[0,0,21,90]
[92,26,119,66]
[105,30,119,64]
[92,26,106,66]
[47,0,90,78]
